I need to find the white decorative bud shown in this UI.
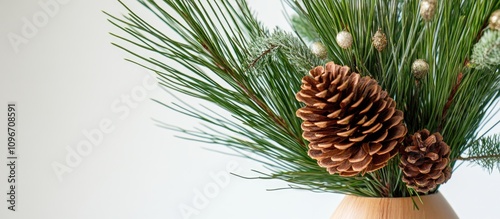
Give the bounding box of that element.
[336,31,353,49]
[311,41,328,59]
[420,0,437,22]
[489,9,500,30]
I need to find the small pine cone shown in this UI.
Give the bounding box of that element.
[400,129,452,193]
[296,62,407,176]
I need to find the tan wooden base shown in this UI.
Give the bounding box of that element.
[331,192,458,219]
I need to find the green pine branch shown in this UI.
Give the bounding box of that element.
[472,30,500,70]
[107,0,389,196]
[108,0,500,197]
[459,134,500,173]
[246,29,323,73]
[286,0,500,195]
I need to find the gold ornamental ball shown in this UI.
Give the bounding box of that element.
[489,9,500,30]
[420,0,437,22]
[336,31,353,49]
[412,59,429,79]
[311,41,327,59]
[372,29,387,52]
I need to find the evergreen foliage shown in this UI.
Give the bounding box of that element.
[472,30,500,70]
[108,0,500,197]
[463,134,500,173]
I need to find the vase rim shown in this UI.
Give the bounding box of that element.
[345,191,442,199]
[332,191,458,218]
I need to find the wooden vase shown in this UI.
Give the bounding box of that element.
[331,192,458,219]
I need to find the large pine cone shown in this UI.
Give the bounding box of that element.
[296,62,407,176]
[400,129,452,193]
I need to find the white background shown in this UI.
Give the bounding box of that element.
[1,0,499,218]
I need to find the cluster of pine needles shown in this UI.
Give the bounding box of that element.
[107,0,500,197]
